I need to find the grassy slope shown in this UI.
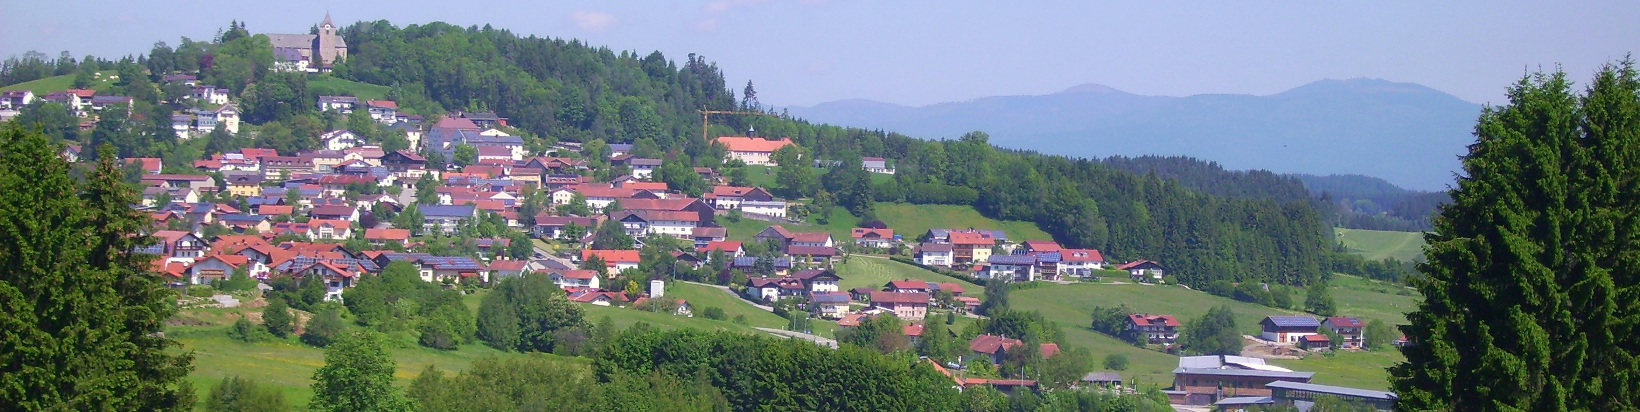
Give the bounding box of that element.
[1010,283,1303,386]
[834,256,981,293]
[1272,350,1404,390]
[307,75,390,101]
[1335,228,1427,261]
[1325,274,1418,326]
[664,282,786,329]
[720,202,1052,244]
[1,73,117,94]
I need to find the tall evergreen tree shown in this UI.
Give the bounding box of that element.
[0,130,194,409]
[1391,63,1640,411]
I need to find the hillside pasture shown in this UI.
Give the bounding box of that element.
[1335,228,1426,261]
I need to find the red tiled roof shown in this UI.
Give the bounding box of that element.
[948,232,994,246]
[124,157,162,173]
[619,198,701,211]
[1022,240,1062,252]
[553,269,599,280]
[852,228,893,240]
[364,228,410,241]
[1060,249,1105,262]
[968,334,1020,354]
[1128,313,1181,327]
[904,323,924,337]
[1326,316,1365,328]
[365,100,398,109]
[869,291,929,305]
[433,117,480,130]
[487,259,528,271]
[196,254,249,267]
[620,181,668,191]
[257,205,294,216]
[573,184,638,198]
[713,136,793,153]
[1303,334,1331,342]
[1117,260,1162,270]
[582,249,640,264]
[936,282,966,294]
[786,245,837,256]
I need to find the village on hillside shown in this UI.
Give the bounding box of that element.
[0,14,1407,411]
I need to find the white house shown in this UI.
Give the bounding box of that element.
[549,269,601,290]
[916,243,954,266]
[320,129,365,151]
[740,200,788,218]
[714,136,794,166]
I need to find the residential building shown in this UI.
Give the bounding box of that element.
[419,204,478,235]
[809,291,851,319]
[984,254,1037,282]
[1126,313,1181,344]
[320,129,364,150]
[365,100,398,123]
[1321,317,1366,349]
[714,136,794,165]
[613,209,700,238]
[581,249,641,273]
[629,158,661,179]
[916,243,954,266]
[1260,316,1321,344]
[548,269,601,290]
[1059,249,1107,277]
[851,227,895,248]
[704,185,775,210]
[884,279,932,294]
[0,90,35,109]
[364,228,411,247]
[746,277,807,301]
[1119,260,1167,283]
[968,334,1061,365]
[949,231,996,265]
[791,269,841,294]
[869,291,929,321]
[739,200,788,218]
[861,157,894,174]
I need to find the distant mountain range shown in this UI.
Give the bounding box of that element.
[786,78,1482,191]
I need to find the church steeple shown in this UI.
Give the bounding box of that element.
[321,11,334,29]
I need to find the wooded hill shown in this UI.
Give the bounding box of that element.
[2,20,1354,286]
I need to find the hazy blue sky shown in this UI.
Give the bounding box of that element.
[4,1,1637,107]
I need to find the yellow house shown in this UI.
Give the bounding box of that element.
[224,173,264,197]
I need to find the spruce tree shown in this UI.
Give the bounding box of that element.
[1391,63,1640,410]
[0,130,194,409]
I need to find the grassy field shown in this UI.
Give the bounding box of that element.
[170,307,549,410]
[874,203,1053,242]
[1323,274,1418,326]
[1010,283,1305,386]
[665,282,787,328]
[1335,228,1427,261]
[1,73,117,94]
[719,202,1052,244]
[307,75,391,100]
[835,256,981,293]
[1272,350,1404,390]
[742,165,892,189]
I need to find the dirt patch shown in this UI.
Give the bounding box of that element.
[1240,336,1306,359]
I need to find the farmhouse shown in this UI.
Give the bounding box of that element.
[1260,316,1321,344]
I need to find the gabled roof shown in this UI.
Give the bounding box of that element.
[549,269,599,280]
[988,254,1037,265]
[698,241,743,253]
[363,228,410,241]
[948,231,994,246]
[1117,260,1165,270]
[934,282,966,294]
[870,291,929,305]
[851,228,893,240]
[791,269,840,282]
[1128,313,1181,327]
[420,205,477,218]
[1324,316,1365,328]
[810,291,851,304]
[714,136,793,153]
[917,242,953,253]
[1263,316,1321,328]
[582,249,640,264]
[1060,249,1105,262]
[786,245,837,256]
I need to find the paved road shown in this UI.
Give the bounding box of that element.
[755,327,839,348]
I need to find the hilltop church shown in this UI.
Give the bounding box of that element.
[266,13,348,73]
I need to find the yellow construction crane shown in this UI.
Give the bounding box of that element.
[700,110,777,142]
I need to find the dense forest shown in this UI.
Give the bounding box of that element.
[1296,174,1447,231]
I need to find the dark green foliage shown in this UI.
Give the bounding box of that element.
[301,307,345,347]
[591,219,635,250]
[218,266,257,291]
[1392,64,1640,411]
[978,279,1008,315]
[310,332,412,412]
[836,314,908,353]
[1305,279,1338,317]
[476,272,587,352]
[228,317,269,343]
[1363,319,1394,350]
[452,144,477,167]
[407,357,729,412]
[204,376,287,412]
[981,310,1064,344]
[262,298,294,338]
[1103,353,1129,371]
[0,133,194,410]
[596,328,960,411]
[1179,305,1241,356]
[700,306,727,320]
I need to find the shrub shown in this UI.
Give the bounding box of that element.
[228,317,269,343]
[187,285,216,298]
[301,308,345,347]
[1103,354,1129,371]
[418,319,458,350]
[701,307,727,320]
[262,298,294,338]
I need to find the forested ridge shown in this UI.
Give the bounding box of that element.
[319,21,1339,286]
[0,20,1352,286]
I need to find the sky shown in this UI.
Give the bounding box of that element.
[4,1,1639,107]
